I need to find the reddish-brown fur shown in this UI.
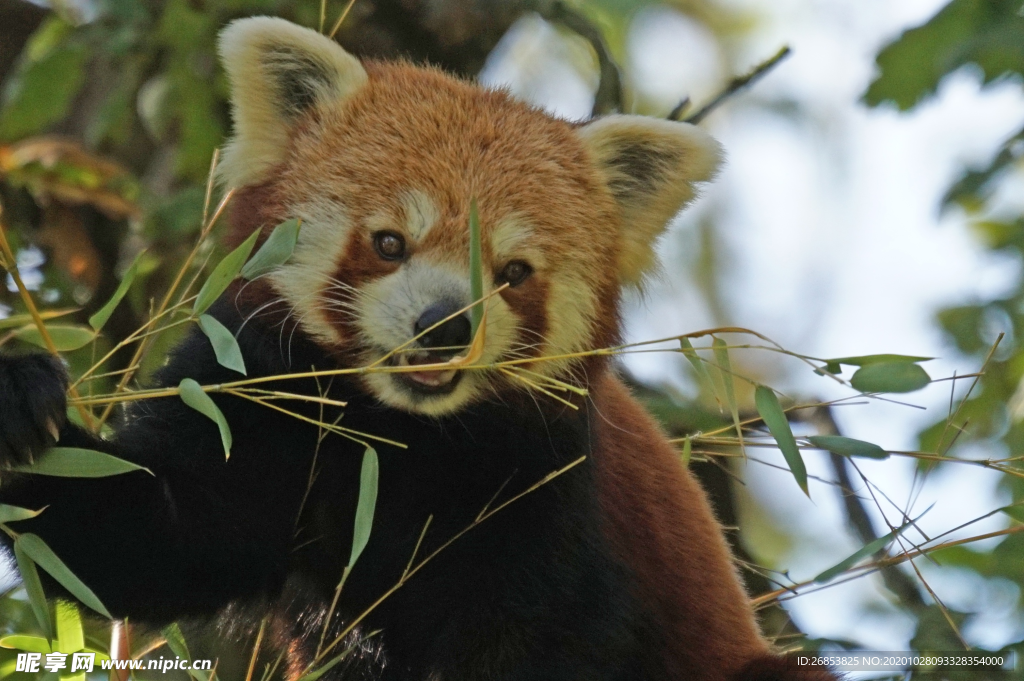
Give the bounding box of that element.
[593,373,769,679]
[224,52,837,680]
[229,62,621,358]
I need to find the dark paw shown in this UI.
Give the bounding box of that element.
[0,353,68,467]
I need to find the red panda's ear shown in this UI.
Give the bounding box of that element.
[578,116,722,285]
[217,17,368,187]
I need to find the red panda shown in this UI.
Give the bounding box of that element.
[0,17,839,681]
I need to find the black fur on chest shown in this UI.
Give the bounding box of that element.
[154,298,639,679]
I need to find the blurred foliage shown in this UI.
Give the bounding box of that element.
[864,0,1024,111]
[865,0,1024,672]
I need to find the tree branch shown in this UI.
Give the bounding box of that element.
[542,1,623,117]
[681,46,791,124]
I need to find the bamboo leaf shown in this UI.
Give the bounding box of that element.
[88,251,144,331]
[192,229,260,316]
[162,623,212,681]
[16,533,111,618]
[161,623,192,661]
[679,338,716,399]
[0,309,77,331]
[55,601,83,655]
[179,379,232,459]
[0,504,44,524]
[0,635,52,653]
[814,506,931,583]
[828,354,932,367]
[754,385,808,496]
[468,199,484,338]
[297,642,360,681]
[851,362,931,394]
[13,540,52,640]
[16,447,151,477]
[15,325,95,351]
[680,437,692,467]
[712,338,743,451]
[241,218,300,280]
[806,435,889,460]
[1000,502,1024,524]
[349,447,379,568]
[198,314,246,375]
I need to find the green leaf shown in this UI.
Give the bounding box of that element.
[161,623,211,681]
[198,315,246,375]
[178,378,232,458]
[349,448,379,568]
[863,0,1024,111]
[0,635,52,653]
[712,338,743,450]
[16,447,152,478]
[15,325,96,351]
[754,385,808,496]
[13,540,52,640]
[241,218,300,280]
[814,506,932,583]
[55,601,84,656]
[851,362,931,394]
[943,125,1024,208]
[296,642,361,681]
[827,354,932,367]
[1000,502,1024,524]
[0,19,88,141]
[16,533,111,618]
[192,229,261,316]
[89,251,144,331]
[56,606,88,679]
[806,435,889,460]
[679,338,716,397]
[0,503,44,524]
[0,310,77,331]
[468,199,484,338]
[937,305,988,355]
[680,437,692,467]
[161,622,191,661]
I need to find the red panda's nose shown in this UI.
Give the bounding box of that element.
[414,302,472,354]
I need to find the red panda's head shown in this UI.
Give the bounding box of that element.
[218,17,721,415]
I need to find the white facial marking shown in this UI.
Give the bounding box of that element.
[491,215,545,268]
[400,190,440,241]
[543,272,597,371]
[271,197,599,414]
[269,198,351,346]
[356,258,519,414]
[490,215,596,379]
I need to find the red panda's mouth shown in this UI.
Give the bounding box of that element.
[388,351,462,395]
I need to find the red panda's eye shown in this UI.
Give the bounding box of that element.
[498,260,533,288]
[373,231,406,260]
